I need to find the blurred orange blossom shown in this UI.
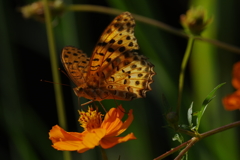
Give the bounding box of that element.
[223,62,240,110]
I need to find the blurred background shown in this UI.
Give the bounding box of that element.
[1,0,240,160]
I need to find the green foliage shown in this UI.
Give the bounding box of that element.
[195,83,226,131]
[172,133,184,144]
[1,0,239,160]
[185,83,226,132]
[187,102,194,129]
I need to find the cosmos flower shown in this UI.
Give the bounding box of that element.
[49,105,136,153]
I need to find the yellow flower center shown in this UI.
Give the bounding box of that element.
[78,107,103,131]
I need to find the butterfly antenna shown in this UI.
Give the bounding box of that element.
[40,79,70,86]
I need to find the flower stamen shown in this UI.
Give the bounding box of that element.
[78,107,103,131]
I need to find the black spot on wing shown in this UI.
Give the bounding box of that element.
[119,47,126,52]
[118,40,123,44]
[93,58,99,61]
[108,48,115,52]
[109,39,115,43]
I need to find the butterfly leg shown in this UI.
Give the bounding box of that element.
[81,100,94,106]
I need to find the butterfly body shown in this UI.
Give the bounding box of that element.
[62,12,155,103]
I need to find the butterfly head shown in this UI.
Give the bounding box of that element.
[73,87,100,101]
[73,87,84,97]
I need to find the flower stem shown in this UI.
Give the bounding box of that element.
[42,0,70,160]
[177,37,195,116]
[99,147,108,160]
[177,127,196,137]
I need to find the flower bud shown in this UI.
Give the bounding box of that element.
[180,6,212,35]
[20,1,65,22]
[166,111,179,129]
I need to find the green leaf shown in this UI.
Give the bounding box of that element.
[181,124,190,129]
[187,102,194,128]
[195,82,226,131]
[172,133,184,143]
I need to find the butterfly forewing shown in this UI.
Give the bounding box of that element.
[88,12,138,78]
[61,46,90,87]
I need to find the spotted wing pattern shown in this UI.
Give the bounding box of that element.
[61,46,90,88]
[61,12,155,102]
[98,51,155,100]
[88,12,138,77]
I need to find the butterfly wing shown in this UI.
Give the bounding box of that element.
[61,12,155,102]
[86,12,155,100]
[61,46,90,87]
[100,51,155,100]
[87,12,138,79]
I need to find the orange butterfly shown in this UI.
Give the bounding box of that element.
[61,12,155,105]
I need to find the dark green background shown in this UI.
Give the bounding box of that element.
[0,0,239,160]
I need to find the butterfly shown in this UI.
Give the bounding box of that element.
[61,12,155,105]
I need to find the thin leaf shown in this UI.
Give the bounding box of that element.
[187,102,194,128]
[195,83,226,131]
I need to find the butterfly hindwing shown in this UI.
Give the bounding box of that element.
[99,51,155,100]
[61,46,90,86]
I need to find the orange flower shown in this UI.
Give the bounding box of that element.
[49,105,136,153]
[222,62,240,110]
[232,62,240,90]
[222,90,240,111]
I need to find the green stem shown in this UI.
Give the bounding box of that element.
[177,127,196,137]
[99,146,108,160]
[177,37,194,116]
[64,4,240,54]
[42,1,71,160]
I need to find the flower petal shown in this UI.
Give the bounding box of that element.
[49,125,85,151]
[103,105,124,125]
[115,109,134,136]
[100,133,137,149]
[49,125,83,142]
[101,106,125,136]
[49,125,106,153]
[79,128,106,153]
[222,90,240,111]
[106,109,134,137]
